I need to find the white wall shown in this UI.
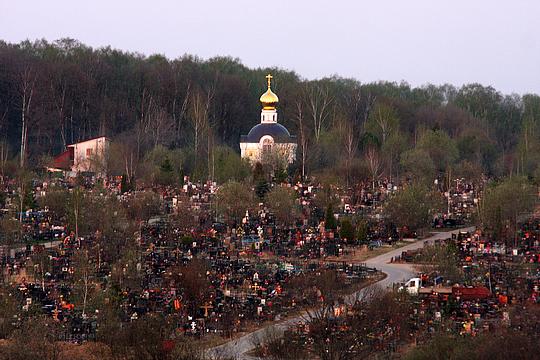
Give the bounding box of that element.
[240,141,296,165]
[70,137,109,172]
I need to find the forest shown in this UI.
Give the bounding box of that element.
[1,38,539,184]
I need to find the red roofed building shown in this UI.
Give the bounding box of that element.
[50,136,110,173]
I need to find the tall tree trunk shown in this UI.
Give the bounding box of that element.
[295,101,308,180]
[19,67,35,168]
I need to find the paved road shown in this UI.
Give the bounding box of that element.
[364,226,475,288]
[208,227,475,359]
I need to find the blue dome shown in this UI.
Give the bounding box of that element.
[241,123,295,143]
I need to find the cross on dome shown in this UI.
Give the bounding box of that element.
[266,73,273,89]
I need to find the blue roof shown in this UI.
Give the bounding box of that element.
[241,123,295,143]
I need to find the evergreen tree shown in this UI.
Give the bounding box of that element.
[339,218,354,242]
[356,220,369,245]
[120,174,130,194]
[157,158,175,185]
[253,162,269,199]
[160,158,173,173]
[325,203,337,230]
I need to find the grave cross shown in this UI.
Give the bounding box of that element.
[200,302,214,317]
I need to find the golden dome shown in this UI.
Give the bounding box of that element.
[260,74,279,110]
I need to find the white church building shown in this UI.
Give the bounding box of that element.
[240,74,297,165]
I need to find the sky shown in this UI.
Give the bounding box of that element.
[1,0,539,94]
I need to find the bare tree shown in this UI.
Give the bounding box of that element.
[18,66,36,168]
[362,92,376,126]
[343,84,364,127]
[0,103,8,138]
[207,126,215,181]
[304,83,333,142]
[294,101,309,179]
[365,146,382,189]
[15,169,33,230]
[135,88,155,159]
[50,73,69,150]
[31,248,51,292]
[305,305,353,360]
[189,84,215,169]
[149,106,173,148]
[0,105,8,182]
[69,187,84,245]
[366,102,398,144]
[73,249,92,317]
[251,327,307,360]
[343,121,359,187]
[0,141,8,182]
[170,63,191,146]
[119,139,137,183]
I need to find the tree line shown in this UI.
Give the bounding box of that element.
[1,38,540,184]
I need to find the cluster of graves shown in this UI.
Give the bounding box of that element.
[0,175,384,343]
[281,226,539,357]
[0,172,488,348]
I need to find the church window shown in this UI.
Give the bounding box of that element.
[262,138,273,154]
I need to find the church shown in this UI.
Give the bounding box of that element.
[240,74,297,166]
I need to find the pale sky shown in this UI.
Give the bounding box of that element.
[1,0,539,94]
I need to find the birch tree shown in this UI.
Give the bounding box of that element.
[135,88,156,159]
[170,62,191,147]
[148,106,173,148]
[68,187,84,246]
[0,106,8,181]
[365,146,382,189]
[294,101,309,179]
[108,139,137,183]
[304,83,333,142]
[49,63,71,151]
[343,121,359,186]
[15,169,33,230]
[381,131,407,183]
[365,102,398,145]
[189,84,215,169]
[18,66,36,168]
[73,249,92,317]
[31,249,51,292]
[0,141,8,182]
